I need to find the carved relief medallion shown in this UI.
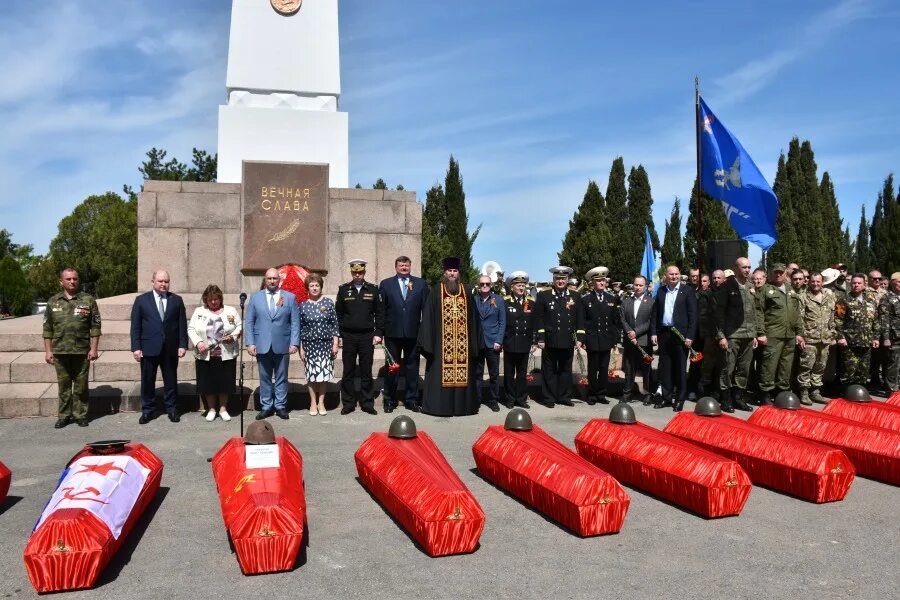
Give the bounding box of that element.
[270,0,302,16]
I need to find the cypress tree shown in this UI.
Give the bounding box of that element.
[870,192,886,270]
[819,171,846,265]
[844,227,854,272]
[604,157,630,280]
[624,165,660,277]
[878,174,900,274]
[558,180,610,282]
[421,185,452,285]
[854,205,873,273]
[660,197,684,272]
[683,178,743,269]
[796,140,825,269]
[443,156,480,282]
[768,153,801,265]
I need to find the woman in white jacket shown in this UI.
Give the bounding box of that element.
[188,284,242,421]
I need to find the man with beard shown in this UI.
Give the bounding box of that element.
[417,257,482,416]
[535,266,579,407]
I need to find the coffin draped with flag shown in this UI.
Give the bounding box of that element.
[355,431,484,557]
[23,443,163,593]
[574,419,751,518]
[211,436,306,574]
[0,460,10,504]
[887,391,900,406]
[749,406,900,485]
[472,424,629,536]
[823,399,900,432]
[663,413,854,503]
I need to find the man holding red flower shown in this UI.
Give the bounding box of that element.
[650,265,698,412]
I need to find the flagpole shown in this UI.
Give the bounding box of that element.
[694,76,704,273]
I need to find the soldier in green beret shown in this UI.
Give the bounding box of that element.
[43,268,101,428]
[754,263,805,405]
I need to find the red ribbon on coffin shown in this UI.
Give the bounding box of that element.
[749,405,900,485]
[887,391,900,406]
[0,460,10,504]
[23,444,163,593]
[822,398,900,433]
[574,419,751,518]
[355,431,485,557]
[472,424,629,536]
[664,413,855,503]
[211,437,306,575]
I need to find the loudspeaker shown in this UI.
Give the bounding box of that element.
[706,240,742,273]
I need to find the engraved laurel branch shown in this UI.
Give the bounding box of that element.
[267,219,301,243]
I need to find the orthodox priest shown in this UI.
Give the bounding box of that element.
[417,257,483,416]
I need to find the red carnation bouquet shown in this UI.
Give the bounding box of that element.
[671,327,703,363]
[526,348,536,383]
[575,349,589,386]
[277,264,310,304]
[381,344,401,374]
[637,344,655,365]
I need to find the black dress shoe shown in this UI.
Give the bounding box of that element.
[276,410,289,420]
[557,398,574,407]
[501,400,514,409]
[514,401,531,409]
[642,394,654,406]
[597,396,610,405]
[77,418,89,427]
[168,412,180,423]
[138,413,152,425]
[584,396,597,406]
[361,406,378,415]
[486,401,500,412]
[256,409,274,420]
[404,403,421,413]
[654,397,674,409]
[340,406,355,415]
[673,400,685,412]
[54,417,70,429]
[384,403,395,413]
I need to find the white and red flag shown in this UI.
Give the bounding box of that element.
[36,456,150,539]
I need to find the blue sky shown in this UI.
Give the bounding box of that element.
[1,0,898,280]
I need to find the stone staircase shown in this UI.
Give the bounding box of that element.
[0,292,624,417]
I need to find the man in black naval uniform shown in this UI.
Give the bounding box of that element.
[535,266,578,407]
[576,266,622,405]
[502,271,535,409]
[335,259,385,415]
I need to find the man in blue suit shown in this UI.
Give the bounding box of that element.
[474,273,506,411]
[130,270,188,424]
[244,267,301,420]
[378,256,429,413]
[650,265,698,412]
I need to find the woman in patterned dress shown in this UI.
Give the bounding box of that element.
[298,273,339,415]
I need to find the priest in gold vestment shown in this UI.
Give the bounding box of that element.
[417,257,482,416]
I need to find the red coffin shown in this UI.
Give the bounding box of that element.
[887,391,900,406]
[23,443,163,593]
[355,431,484,557]
[749,406,900,485]
[574,419,751,518]
[211,437,306,574]
[823,399,900,432]
[472,424,629,536]
[663,413,855,503]
[0,460,10,504]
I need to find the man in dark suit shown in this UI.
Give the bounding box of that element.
[502,271,535,409]
[244,267,301,420]
[130,270,188,424]
[535,266,578,407]
[379,255,428,412]
[576,266,621,405]
[620,275,654,404]
[650,265,698,412]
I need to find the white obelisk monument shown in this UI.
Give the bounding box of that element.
[217,0,349,186]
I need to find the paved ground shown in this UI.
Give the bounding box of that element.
[0,400,896,600]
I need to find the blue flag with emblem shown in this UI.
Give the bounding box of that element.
[640,225,656,284]
[699,97,778,250]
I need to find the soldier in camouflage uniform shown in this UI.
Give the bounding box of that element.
[714,258,761,412]
[796,272,837,405]
[879,272,900,393]
[43,268,101,428]
[835,274,880,389]
[867,270,888,391]
[755,263,805,404]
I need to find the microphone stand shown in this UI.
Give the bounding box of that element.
[238,292,247,437]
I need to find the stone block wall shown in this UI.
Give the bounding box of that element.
[138,181,422,295]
